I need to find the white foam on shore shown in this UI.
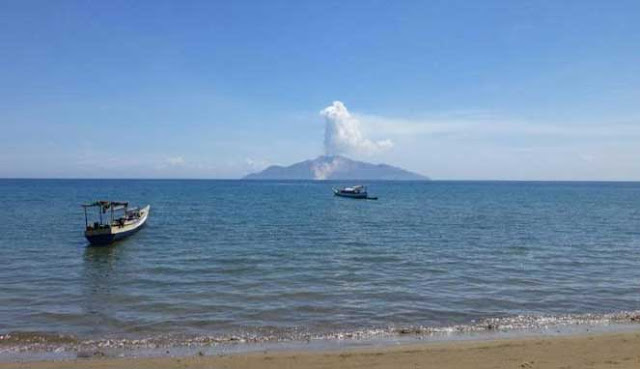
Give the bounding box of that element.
[2,311,640,362]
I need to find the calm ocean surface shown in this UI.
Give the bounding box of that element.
[1,179,640,353]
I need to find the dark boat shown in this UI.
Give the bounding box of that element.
[82,201,150,245]
[333,185,377,200]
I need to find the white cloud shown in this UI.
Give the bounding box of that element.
[321,108,640,180]
[320,101,393,156]
[166,156,185,166]
[357,112,640,140]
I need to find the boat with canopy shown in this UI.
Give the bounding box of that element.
[82,201,150,245]
[333,185,377,200]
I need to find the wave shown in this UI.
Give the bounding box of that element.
[2,310,639,360]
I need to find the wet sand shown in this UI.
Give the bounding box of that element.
[3,330,640,369]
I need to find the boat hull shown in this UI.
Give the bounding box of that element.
[333,190,368,199]
[85,205,150,246]
[85,224,145,245]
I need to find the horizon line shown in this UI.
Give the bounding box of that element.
[1,177,640,183]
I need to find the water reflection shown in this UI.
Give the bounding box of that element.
[83,245,122,279]
[80,245,127,336]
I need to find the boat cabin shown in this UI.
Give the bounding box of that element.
[82,201,131,230]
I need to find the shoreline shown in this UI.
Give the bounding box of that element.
[2,319,640,363]
[3,329,640,369]
[2,311,639,360]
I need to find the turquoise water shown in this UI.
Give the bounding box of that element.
[1,179,640,353]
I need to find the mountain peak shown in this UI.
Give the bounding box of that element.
[244,156,428,181]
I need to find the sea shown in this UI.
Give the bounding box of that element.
[1,179,640,360]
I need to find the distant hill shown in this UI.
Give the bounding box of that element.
[244,155,429,181]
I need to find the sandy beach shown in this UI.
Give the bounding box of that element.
[3,330,640,369]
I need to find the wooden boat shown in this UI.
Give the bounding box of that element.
[333,185,377,200]
[82,201,150,245]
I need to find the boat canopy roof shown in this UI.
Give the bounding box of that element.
[343,185,365,191]
[82,200,129,209]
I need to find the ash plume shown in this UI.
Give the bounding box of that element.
[320,101,392,156]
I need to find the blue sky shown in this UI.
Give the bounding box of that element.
[1,0,639,179]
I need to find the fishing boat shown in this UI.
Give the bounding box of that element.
[333,185,377,200]
[82,201,150,245]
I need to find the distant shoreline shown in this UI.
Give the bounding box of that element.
[3,329,640,369]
